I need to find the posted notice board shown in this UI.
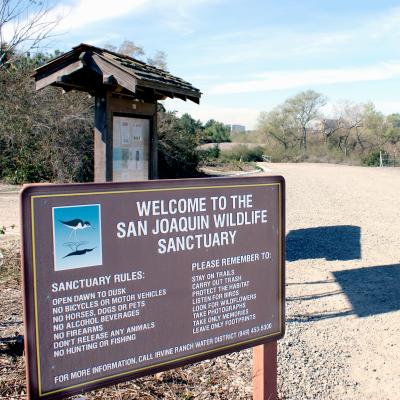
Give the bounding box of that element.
[20,176,285,399]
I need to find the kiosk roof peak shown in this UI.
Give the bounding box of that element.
[33,43,201,104]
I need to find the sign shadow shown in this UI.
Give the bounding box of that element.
[286,225,361,261]
[287,264,400,322]
[333,263,400,318]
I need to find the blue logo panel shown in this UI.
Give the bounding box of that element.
[52,204,103,271]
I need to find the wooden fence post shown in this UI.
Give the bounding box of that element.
[252,341,277,400]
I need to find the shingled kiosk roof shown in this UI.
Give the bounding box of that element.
[33,43,201,103]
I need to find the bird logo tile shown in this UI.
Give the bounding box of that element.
[52,204,103,271]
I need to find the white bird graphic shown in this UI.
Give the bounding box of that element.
[59,219,92,241]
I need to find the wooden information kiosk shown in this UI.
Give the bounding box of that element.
[33,43,202,182]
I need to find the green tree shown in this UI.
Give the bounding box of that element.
[257,108,298,151]
[258,90,326,154]
[385,113,400,145]
[283,90,326,152]
[360,102,387,152]
[178,113,203,136]
[201,119,231,143]
[157,110,200,178]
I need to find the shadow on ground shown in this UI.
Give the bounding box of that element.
[333,264,400,317]
[286,225,361,261]
[287,264,400,322]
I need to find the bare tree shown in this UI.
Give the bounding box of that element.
[117,40,145,59]
[318,118,344,148]
[147,50,167,70]
[258,108,299,151]
[283,90,326,152]
[333,102,363,156]
[0,0,60,68]
[104,40,145,60]
[104,41,168,70]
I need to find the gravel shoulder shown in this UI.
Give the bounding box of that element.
[0,164,399,399]
[0,184,20,245]
[262,163,400,399]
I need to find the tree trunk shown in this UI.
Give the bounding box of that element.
[302,127,307,152]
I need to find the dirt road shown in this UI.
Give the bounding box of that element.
[0,185,20,248]
[259,163,400,399]
[0,163,399,399]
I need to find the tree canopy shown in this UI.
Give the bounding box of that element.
[258,90,400,165]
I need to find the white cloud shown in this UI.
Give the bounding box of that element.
[1,0,150,44]
[192,30,352,66]
[55,0,220,34]
[2,0,221,45]
[209,62,400,94]
[53,0,149,32]
[159,0,225,35]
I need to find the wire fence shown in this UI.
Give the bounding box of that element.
[379,151,398,167]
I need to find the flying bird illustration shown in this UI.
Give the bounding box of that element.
[59,219,91,240]
[63,247,96,258]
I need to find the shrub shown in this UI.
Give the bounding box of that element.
[0,57,94,184]
[362,150,384,166]
[223,145,265,162]
[158,111,201,178]
[201,120,231,143]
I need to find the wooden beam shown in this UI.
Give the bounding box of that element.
[188,96,200,104]
[55,75,91,92]
[79,51,92,67]
[253,342,277,400]
[94,91,108,183]
[151,104,158,180]
[174,93,187,101]
[35,60,83,91]
[92,53,137,94]
[103,74,118,86]
[137,79,201,101]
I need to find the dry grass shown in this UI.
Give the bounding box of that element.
[0,241,21,287]
[0,240,25,400]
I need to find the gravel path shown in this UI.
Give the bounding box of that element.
[261,163,400,400]
[0,163,399,399]
[0,185,20,245]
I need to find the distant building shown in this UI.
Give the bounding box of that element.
[230,124,246,133]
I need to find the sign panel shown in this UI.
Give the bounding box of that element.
[20,176,285,399]
[112,116,149,181]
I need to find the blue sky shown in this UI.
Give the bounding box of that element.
[13,0,400,128]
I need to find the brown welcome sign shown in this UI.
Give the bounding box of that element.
[20,176,285,399]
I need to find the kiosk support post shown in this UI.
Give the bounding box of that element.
[252,342,277,400]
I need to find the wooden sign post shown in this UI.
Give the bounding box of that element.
[253,342,277,400]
